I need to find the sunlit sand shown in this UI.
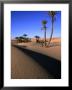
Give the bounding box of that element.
[11,38,61,79]
[13,38,61,60]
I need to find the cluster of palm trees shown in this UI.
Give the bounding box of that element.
[41,11,57,47]
[15,34,31,43]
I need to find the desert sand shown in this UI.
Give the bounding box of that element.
[16,38,61,60]
[11,46,54,79]
[11,38,61,79]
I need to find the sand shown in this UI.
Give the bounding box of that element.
[11,46,54,79]
[16,38,61,60]
[11,38,61,79]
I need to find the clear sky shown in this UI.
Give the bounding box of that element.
[11,11,61,39]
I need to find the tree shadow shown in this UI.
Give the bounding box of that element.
[13,45,61,79]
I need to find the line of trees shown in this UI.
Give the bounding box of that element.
[15,34,31,43]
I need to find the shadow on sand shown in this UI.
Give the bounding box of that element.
[13,45,61,79]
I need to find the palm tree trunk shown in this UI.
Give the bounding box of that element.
[48,17,53,46]
[44,27,46,46]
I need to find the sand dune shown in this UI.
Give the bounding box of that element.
[11,46,54,79]
[13,38,61,60]
[11,38,61,79]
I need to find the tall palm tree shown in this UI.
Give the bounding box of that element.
[42,20,47,46]
[34,35,40,43]
[48,11,57,46]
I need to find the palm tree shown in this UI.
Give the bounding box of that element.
[15,37,19,43]
[42,20,47,46]
[23,34,27,39]
[48,11,57,46]
[34,35,40,43]
[15,37,19,40]
[23,34,28,42]
[19,36,24,42]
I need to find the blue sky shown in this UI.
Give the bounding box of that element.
[11,11,61,39]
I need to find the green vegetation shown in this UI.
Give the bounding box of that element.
[15,34,31,43]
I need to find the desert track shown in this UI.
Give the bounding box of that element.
[11,46,54,79]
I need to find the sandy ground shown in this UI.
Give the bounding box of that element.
[31,38,61,43]
[11,46,54,79]
[16,38,61,60]
[26,46,61,60]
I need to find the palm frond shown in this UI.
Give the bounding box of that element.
[42,20,47,25]
[48,11,57,17]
